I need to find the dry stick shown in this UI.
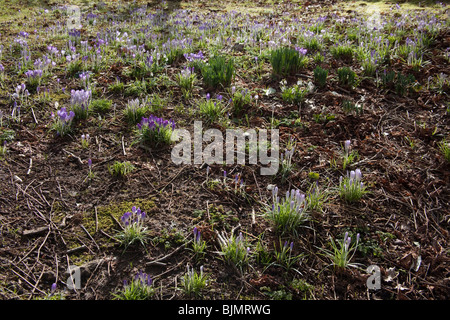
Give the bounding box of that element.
[73,234,96,255]
[95,135,100,153]
[94,206,99,233]
[146,239,193,267]
[30,106,38,124]
[66,245,88,254]
[167,184,174,211]
[24,198,47,223]
[141,173,158,195]
[121,135,126,156]
[62,148,84,167]
[65,255,78,295]
[30,267,46,297]
[18,237,42,264]
[35,229,52,265]
[159,167,185,192]
[99,229,121,243]
[20,182,45,208]
[235,283,245,300]
[109,212,124,231]
[55,179,69,208]
[153,258,187,281]
[30,185,51,211]
[170,276,178,300]
[206,200,211,222]
[10,268,46,295]
[84,258,108,290]
[26,158,33,175]
[252,170,262,201]
[37,187,51,207]
[54,253,59,287]
[30,230,52,294]
[80,224,100,251]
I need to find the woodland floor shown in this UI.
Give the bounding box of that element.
[0,0,449,301]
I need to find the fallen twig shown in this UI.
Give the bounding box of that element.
[80,224,100,251]
[146,239,192,267]
[26,158,33,175]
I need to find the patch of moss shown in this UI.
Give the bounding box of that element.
[290,279,314,299]
[193,204,238,231]
[82,197,156,237]
[152,227,185,251]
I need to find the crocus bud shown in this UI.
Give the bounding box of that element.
[350,170,355,181]
[355,169,362,181]
[344,140,351,153]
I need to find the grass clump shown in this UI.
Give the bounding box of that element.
[273,240,304,271]
[108,161,135,178]
[217,231,251,272]
[90,98,112,114]
[438,139,450,162]
[181,265,208,297]
[229,86,252,116]
[123,98,148,125]
[270,47,308,77]
[198,94,225,123]
[201,55,234,90]
[337,67,357,87]
[280,80,308,105]
[313,66,328,88]
[108,79,125,94]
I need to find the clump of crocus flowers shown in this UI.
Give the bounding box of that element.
[70,88,91,119]
[117,206,149,251]
[320,231,361,270]
[266,186,309,236]
[338,168,368,202]
[51,107,75,136]
[25,69,43,89]
[113,270,155,300]
[136,115,175,147]
[217,231,251,272]
[341,139,358,170]
[191,227,207,261]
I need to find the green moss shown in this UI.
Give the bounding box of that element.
[82,197,156,237]
[290,279,314,299]
[152,227,185,251]
[193,204,237,231]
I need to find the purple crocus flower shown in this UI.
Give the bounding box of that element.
[355,169,362,181]
[193,227,201,243]
[344,140,351,153]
